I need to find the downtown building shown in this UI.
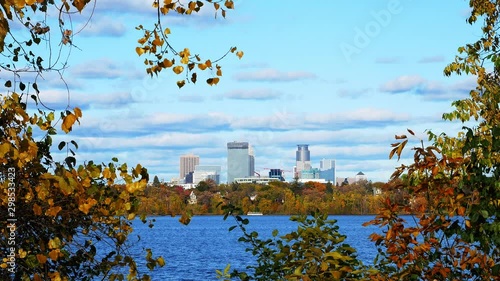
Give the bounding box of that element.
[227,141,255,183]
[319,159,336,182]
[294,144,312,179]
[193,165,221,184]
[179,153,199,183]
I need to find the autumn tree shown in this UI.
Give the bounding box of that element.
[0,0,242,280]
[365,1,500,280]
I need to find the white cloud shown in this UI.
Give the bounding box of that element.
[380,75,426,93]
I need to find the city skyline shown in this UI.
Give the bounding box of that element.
[178,142,342,184]
[24,1,480,184]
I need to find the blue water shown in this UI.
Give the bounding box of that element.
[125,215,380,280]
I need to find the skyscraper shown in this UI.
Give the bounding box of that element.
[179,154,199,181]
[295,144,311,178]
[319,159,336,182]
[227,141,253,183]
[249,145,255,178]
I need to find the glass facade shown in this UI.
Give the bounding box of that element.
[319,159,336,182]
[193,165,221,184]
[227,141,251,183]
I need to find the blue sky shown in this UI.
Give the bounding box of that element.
[14,0,481,183]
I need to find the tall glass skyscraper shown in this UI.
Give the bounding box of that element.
[319,159,336,182]
[295,144,311,178]
[227,141,253,183]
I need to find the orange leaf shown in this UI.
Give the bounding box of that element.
[33,204,42,215]
[45,206,62,217]
[36,254,47,264]
[48,249,60,261]
[61,113,77,133]
[74,107,82,118]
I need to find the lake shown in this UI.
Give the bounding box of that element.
[125,215,380,280]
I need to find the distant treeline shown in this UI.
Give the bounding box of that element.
[137,179,405,216]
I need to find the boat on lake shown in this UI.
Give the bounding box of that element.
[246,212,263,216]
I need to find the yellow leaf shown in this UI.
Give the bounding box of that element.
[136,47,145,56]
[126,181,146,193]
[18,248,27,258]
[162,58,173,68]
[164,27,171,35]
[74,107,82,118]
[48,272,62,281]
[157,256,166,267]
[45,206,62,217]
[61,113,77,133]
[198,63,207,70]
[236,51,244,59]
[0,142,10,158]
[58,176,73,195]
[216,68,222,76]
[465,220,471,228]
[78,198,97,214]
[173,65,184,74]
[205,60,212,68]
[177,80,186,88]
[26,0,37,4]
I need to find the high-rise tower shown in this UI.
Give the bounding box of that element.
[319,159,336,182]
[179,154,199,181]
[227,141,253,183]
[295,144,311,178]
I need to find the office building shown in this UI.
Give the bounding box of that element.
[301,168,321,179]
[249,146,255,178]
[268,169,285,181]
[295,144,311,178]
[319,159,336,182]
[227,141,254,183]
[180,154,199,181]
[193,165,221,184]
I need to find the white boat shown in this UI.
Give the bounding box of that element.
[246,212,263,216]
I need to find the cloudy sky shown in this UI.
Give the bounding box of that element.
[15,0,481,183]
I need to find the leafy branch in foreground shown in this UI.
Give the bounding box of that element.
[218,203,372,281]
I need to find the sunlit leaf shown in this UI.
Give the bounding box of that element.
[173,65,184,74]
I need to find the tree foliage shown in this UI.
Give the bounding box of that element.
[218,208,371,281]
[364,1,500,280]
[0,0,241,280]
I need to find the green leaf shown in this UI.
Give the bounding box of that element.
[58,141,66,150]
[70,140,78,149]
